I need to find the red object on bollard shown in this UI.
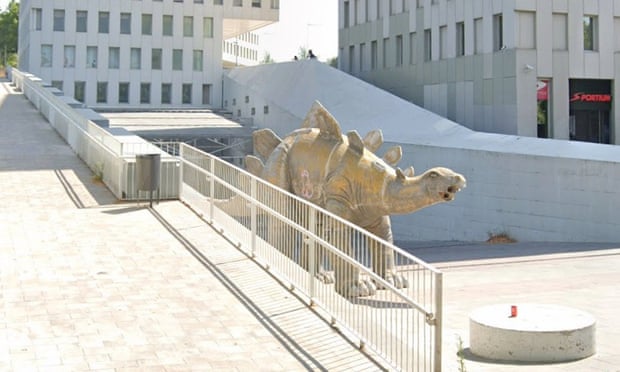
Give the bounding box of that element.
[511,305,518,317]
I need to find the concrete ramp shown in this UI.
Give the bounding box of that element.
[224,61,620,242]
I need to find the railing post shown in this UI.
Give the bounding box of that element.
[178,143,184,199]
[434,272,443,372]
[209,156,215,224]
[250,177,257,257]
[308,208,316,300]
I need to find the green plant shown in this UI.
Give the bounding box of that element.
[92,162,104,183]
[486,230,517,244]
[456,334,467,372]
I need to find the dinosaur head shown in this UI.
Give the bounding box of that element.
[387,166,466,214]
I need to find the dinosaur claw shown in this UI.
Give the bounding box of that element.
[316,270,335,284]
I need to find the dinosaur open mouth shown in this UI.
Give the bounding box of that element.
[441,184,464,201]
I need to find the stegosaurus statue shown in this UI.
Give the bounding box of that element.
[241,101,466,297]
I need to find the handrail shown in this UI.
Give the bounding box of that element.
[178,143,443,371]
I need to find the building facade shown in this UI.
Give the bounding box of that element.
[18,0,279,108]
[338,0,620,144]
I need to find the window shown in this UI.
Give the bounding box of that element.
[163,15,173,36]
[131,48,141,69]
[395,34,403,66]
[142,14,152,35]
[348,45,354,72]
[64,45,75,67]
[193,50,203,71]
[252,0,261,7]
[537,79,550,138]
[87,46,97,68]
[76,11,88,32]
[203,17,213,38]
[214,0,223,4]
[183,16,193,37]
[474,17,483,54]
[370,40,377,69]
[552,13,568,51]
[456,22,465,56]
[109,47,120,69]
[119,83,130,104]
[344,1,350,28]
[270,0,279,9]
[74,81,85,103]
[195,0,204,3]
[382,37,388,68]
[439,25,448,59]
[173,49,183,70]
[182,84,192,104]
[161,83,172,104]
[152,48,162,69]
[51,81,63,91]
[615,17,620,52]
[424,29,432,61]
[140,83,151,104]
[99,12,110,33]
[97,82,108,103]
[53,9,65,31]
[493,14,504,51]
[121,13,131,34]
[233,0,242,6]
[583,16,598,51]
[517,11,536,49]
[33,8,42,31]
[359,42,366,71]
[41,45,52,67]
[409,32,416,64]
[202,84,211,105]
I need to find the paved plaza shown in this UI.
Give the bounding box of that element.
[1,78,620,371]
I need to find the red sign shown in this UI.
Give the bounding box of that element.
[537,81,548,101]
[570,92,612,103]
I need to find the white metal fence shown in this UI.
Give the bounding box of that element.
[176,143,443,371]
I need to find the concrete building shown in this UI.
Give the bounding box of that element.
[338,0,620,145]
[18,0,279,109]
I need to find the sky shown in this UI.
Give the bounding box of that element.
[0,0,338,61]
[255,0,338,62]
[0,0,11,11]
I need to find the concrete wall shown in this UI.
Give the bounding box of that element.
[224,60,620,243]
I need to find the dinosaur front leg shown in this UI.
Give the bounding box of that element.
[325,201,376,298]
[366,216,408,289]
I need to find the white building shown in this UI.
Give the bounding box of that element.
[18,0,279,109]
[338,0,620,145]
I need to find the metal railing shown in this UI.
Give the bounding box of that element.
[11,69,179,201]
[177,143,443,371]
[11,69,442,370]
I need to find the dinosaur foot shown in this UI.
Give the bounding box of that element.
[315,270,335,284]
[336,279,377,298]
[374,272,409,290]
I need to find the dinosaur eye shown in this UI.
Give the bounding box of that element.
[429,171,438,178]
